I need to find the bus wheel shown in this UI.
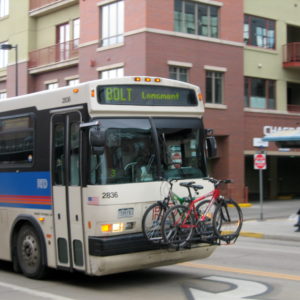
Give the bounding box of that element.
[16,224,46,279]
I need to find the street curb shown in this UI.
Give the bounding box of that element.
[239,203,252,208]
[240,231,300,242]
[240,232,264,239]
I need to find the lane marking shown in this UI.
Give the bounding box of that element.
[0,281,75,300]
[179,262,300,281]
[189,276,268,299]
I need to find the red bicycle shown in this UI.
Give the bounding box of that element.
[161,177,243,248]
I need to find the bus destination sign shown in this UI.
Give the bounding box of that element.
[97,85,198,106]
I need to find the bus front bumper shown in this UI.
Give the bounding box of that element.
[87,233,216,276]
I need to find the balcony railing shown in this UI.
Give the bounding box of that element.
[30,0,60,10]
[29,39,79,69]
[283,42,300,67]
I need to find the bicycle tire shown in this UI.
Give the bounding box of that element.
[161,205,194,248]
[195,199,216,236]
[142,202,167,243]
[212,199,243,242]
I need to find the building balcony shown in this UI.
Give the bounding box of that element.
[287,104,300,113]
[28,39,79,72]
[283,43,300,68]
[29,0,78,17]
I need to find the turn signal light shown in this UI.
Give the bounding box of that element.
[198,92,203,101]
[101,224,112,232]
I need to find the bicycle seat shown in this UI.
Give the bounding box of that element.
[180,181,195,188]
[191,184,203,191]
[180,182,203,190]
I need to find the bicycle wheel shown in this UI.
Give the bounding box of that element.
[162,205,194,248]
[142,202,166,243]
[212,199,243,242]
[195,199,215,236]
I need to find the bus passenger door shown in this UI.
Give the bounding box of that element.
[51,111,86,271]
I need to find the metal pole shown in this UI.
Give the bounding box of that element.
[15,45,18,96]
[259,169,264,221]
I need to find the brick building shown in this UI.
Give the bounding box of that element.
[1,0,300,202]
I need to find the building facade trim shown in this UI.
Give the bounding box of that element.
[192,0,223,7]
[167,60,193,68]
[29,59,79,75]
[204,65,228,72]
[125,28,244,48]
[96,62,124,72]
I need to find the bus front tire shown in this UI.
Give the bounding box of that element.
[16,224,47,279]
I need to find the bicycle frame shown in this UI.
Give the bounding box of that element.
[178,188,221,229]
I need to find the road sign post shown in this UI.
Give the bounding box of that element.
[254,152,267,220]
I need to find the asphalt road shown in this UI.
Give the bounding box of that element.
[0,199,298,300]
[0,235,299,300]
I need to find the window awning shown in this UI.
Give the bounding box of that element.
[262,129,300,148]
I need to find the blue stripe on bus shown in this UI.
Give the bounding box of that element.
[0,171,51,196]
[0,171,52,210]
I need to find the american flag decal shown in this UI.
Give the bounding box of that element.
[88,196,100,205]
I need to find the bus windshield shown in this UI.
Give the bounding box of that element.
[89,118,206,184]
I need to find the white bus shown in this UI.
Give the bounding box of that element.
[0,76,217,279]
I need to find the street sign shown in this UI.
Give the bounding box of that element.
[254,153,267,170]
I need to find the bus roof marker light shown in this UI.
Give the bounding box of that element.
[154,78,161,82]
[134,77,141,82]
[145,78,151,82]
[73,88,79,93]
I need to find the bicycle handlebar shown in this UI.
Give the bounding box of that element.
[160,177,232,191]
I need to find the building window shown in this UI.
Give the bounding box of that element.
[100,68,124,79]
[169,66,188,82]
[73,18,80,48]
[0,0,9,18]
[46,82,59,90]
[100,1,124,47]
[206,71,224,104]
[0,42,9,68]
[67,78,79,86]
[0,91,7,99]
[244,15,275,49]
[174,0,219,38]
[244,77,276,109]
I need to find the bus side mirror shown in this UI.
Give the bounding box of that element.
[206,136,218,158]
[89,126,106,155]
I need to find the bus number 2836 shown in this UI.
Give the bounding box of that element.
[102,192,119,199]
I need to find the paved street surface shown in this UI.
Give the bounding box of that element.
[0,199,299,300]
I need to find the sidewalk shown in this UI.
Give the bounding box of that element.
[240,200,300,242]
[240,216,300,242]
